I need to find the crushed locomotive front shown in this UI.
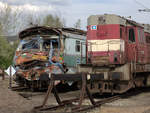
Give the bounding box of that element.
[14,26,86,89]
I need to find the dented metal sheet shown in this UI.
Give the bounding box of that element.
[14,26,86,83]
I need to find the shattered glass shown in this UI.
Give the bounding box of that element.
[14,34,65,81]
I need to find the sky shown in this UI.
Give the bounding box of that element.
[0,0,150,30]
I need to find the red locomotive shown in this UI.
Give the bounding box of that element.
[78,14,150,94]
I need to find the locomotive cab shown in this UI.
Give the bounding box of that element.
[13,27,65,88]
[87,15,125,65]
[87,14,126,66]
[13,26,86,89]
[87,14,147,66]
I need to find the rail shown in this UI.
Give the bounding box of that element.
[34,73,122,112]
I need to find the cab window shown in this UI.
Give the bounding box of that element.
[75,40,80,52]
[137,28,145,44]
[129,28,135,42]
[146,36,150,43]
[120,28,122,38]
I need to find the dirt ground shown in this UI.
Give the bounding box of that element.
[89,92,150,113]
[1,76,150,113]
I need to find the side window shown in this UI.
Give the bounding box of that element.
[137,28,145,44]
[129,28,135,42]
[137,28,141,43]
[141,30,145,43]
[146,36,150,43]
[75,40,80,52]
[120,28,122,38]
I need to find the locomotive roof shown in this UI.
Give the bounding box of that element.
[88,14,143,27]
[143,24,150,33]
[88,14,150,33]
[19,26,86,40]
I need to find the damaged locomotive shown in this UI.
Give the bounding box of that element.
[13,26,86,89]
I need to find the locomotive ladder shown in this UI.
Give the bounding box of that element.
[34,73,115,112]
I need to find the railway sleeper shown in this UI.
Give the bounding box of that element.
[34,73,136,112]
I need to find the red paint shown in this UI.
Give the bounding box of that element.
[87,23,150,65]
[88,51,123,64]
[87,24,120,40]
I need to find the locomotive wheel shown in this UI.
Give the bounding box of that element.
[15,75,26,87]
[134,77,145,87]
[30,81,38,92]
[146,76,150,86]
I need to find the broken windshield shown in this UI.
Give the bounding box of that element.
[22,39,40,50]
[21,35,43,51]
[17,35,60,51]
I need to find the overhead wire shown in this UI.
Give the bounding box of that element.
[134,0,148,9]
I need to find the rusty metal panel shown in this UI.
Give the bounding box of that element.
[88,14,126,26]
[112,63,130,80]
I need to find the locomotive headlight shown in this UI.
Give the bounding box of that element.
[87,54,91,63]
[114,52,118,62]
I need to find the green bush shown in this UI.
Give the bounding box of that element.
[0,35,18,69]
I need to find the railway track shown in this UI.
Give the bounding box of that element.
[32,73,126,113]
[33,94,122,113]
[33,87,149,113]
[11,73,150,113]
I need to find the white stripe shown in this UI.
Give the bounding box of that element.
[88,39,124,52]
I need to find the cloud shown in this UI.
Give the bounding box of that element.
[57,0,150,29]
[0,0,69,20]
[0,1,58,35]
[0,0,70,6]
[0,0,150,31]
[0,1,56,16]
[14,4,54,13]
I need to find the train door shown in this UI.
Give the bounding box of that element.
[145,33,150,63]
[136,28,146,63]
[120,25,126,63]
[127,27,137,62]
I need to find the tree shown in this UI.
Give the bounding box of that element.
[25,12,43,27]
[0,3,22,35]
[74,19,81,29]
[43,14,64,28]
[0,3,11,35]
[0,24,18,69]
